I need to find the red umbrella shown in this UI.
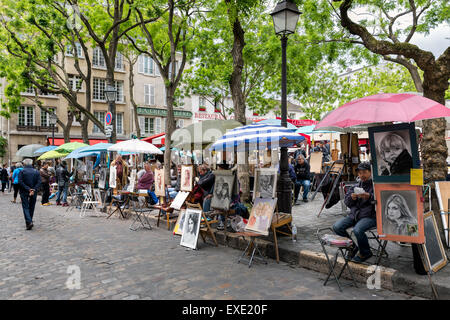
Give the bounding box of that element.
[315,93,450,130]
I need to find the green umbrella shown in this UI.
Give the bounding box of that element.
[16,144,45,157]
[171,120,242,150]
[37,150,69,160]
[53,142,89,153]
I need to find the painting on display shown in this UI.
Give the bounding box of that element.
[86,160,93,181]
[422,211,447,273]
[245,197,277,236]
[154,168,165,197]
[173,209,186,236]
[98,167,107,189]
[211,170,235,211]
[180,165,193,192]
[109,166,117,189]
[374,183,424,244]
[180,208,202,249]
[253,168,277,200]
[435,181,450,246]
[368,123,419,182]
[170,191,190,210]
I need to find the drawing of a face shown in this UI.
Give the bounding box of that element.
[183,169,190,186]
[188,215,195,233]
[387,201,402,221]
[157,173,162,189]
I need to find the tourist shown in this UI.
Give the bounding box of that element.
[197,164,215,213]
[18,158,41,230]
[56,160,70,206]
[39,162,51,206]
[111,154,129,190]
[332,162,376,263]
[11,162,23,203]
[293,154,311,204]
[0,164,8,194]
[8,163,16,193]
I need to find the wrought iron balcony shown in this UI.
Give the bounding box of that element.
[16,125,58,132]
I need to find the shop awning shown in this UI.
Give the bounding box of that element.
[142,133,165,147]
[47,138,125,146]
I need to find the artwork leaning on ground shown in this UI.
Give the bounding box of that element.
[245,198,277,236]
[422,211,447,273]
[211,170,235,211]
[253,168,277,200]
[368,123,419,183]
[154,168,165,197]
[174,209,186,236]
[180,165,193,192]
[374,183,424,243]
[180,208,202,249]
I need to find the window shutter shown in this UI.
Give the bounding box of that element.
[156,117,161,133]
[144,84,149,105]
[138,116,145,132]
[155,60,160,76]
[150,85,155,105]
[138,55,144,73]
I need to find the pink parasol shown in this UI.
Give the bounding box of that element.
[315,93,450,130]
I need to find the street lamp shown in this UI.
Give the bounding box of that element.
[49,112,58,146]
[271,0,301,214]
[104,84,116,143]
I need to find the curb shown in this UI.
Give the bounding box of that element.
[127,211,445,299]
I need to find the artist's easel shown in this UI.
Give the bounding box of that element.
[317,161,345,217]
[271,207,293,263]
[186,202,218,247]
[155,186,176,230]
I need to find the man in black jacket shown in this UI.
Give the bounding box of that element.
[18,158,41,230]
[197,164,215,213]
[333,162,376,263]
[294,155,311,204]
[56,160,71,206]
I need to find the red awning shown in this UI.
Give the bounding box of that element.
[275,117,319,127]
[47,138,125,146]
[142,133,165,147]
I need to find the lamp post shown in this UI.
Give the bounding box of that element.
[271,0,301,214]
[104,84,117,143]
[49,112,58,146]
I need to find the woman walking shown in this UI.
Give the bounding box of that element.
[11,162,23,203]
[1,164,8,194]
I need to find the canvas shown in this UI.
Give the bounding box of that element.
[86,160,93,181]
[375,183,424,243]
[174,209,186,235]
[170,191,190,210]
[180,208,202,249]
[422,211,447,273]
[211,170,235,211]
[245,197,277,236]
[369,123,419,182]
[434,181,450,246]
[180,165,193,192]
[98,167,107,189]
[253,168,277,200]
[109,166,117,189]
[154,168,165,197]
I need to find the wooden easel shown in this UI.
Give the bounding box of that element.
[270,203,292,263]
[155,186,176,230]
[317,161,345,217]
[186,202,218,247]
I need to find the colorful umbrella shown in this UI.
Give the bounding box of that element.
[255,119,298,130]
[64,146,100,159]
[33,145,58,156]
[107,139,162,154]
[53,142,88,153]
[16,144,45,157]
[315,93,450,131]
[37,150,69,160]
[79,143,114,153]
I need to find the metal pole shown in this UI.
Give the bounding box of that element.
[277,35,292,214]
[52,124,55,146]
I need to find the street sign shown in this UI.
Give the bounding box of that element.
[105,112,112,126]
[105,124,113,138]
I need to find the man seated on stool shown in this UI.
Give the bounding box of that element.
[293,154,311,204]
[333,162,376,263]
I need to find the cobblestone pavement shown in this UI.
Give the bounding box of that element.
[0,192,421,300]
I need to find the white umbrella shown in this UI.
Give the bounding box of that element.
[16,144,45,157]
[107,139,163,154]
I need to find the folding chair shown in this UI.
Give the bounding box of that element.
[108,193,128,219]
[129,195,153,231]
[316,227,358,292]
[80,189,101,218]
[66,185,84,214]
[236,232,268,268]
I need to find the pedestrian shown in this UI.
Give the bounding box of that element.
[18,158,41,230]
[8,163,16,193]
[55,160,70,206]
[0,164,8,194]
[40,161,51,206]
[11,162,23,203]
[293,154,311,204]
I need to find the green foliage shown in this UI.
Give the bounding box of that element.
[0,136,7,158]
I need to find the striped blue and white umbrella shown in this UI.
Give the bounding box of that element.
[210,123,305,151]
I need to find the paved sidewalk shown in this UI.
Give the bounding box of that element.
[0,192,417,300]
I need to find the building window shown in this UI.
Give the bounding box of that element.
[22,86,35,95]
[65,43,83,58]
[139,117,154,135]
[138,54,154,75]
[199,96,206,107]
[144,84,155,105]
[69,75,83,91]
[288,113,296,119]
[93,111,105,133]
[115,52,124,71]
[93,79,123,102]
[19,106,34,126]
[40,108,55,127]
[93,47,106,68]
[168,60,178,79]
[116,113,123,134]
[176,119,184,129]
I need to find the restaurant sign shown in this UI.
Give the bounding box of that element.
[137,107,192,119]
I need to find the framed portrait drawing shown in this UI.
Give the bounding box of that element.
[368,123,419,182]
[180,165,193,192]
[245,197,277,236]
[98,167,107,190]
[86,160,93,181]
[109,166,117,189]
[211,170,235,211]
[173,209,186,236]
[374,183,424,244]
[154,168,165,197]
[422,211,447,273]
[253,168,277,200]
[180,208,202,249]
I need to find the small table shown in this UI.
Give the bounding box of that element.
[271,213,293,263]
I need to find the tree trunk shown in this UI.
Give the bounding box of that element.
[81,117,89,144]
[164,88,176,183]
[129,64,141,138]
[63,111,74,143]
